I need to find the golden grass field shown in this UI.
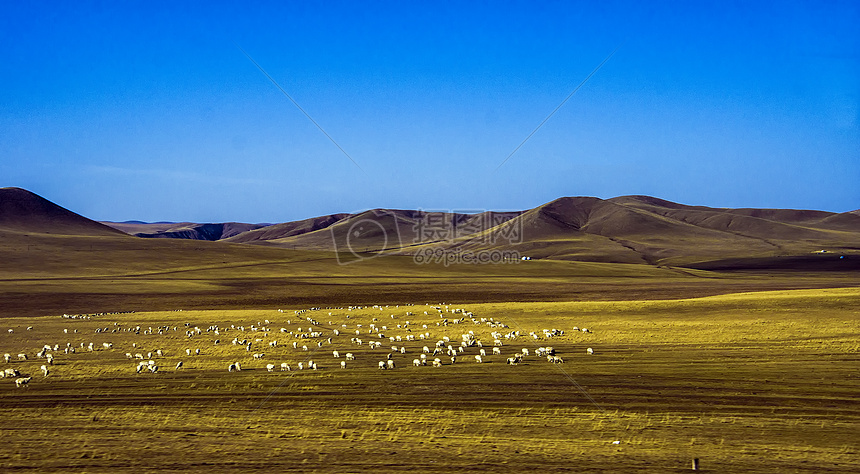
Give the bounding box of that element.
[1,288,857,472]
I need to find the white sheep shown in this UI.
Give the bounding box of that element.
[378,361,387,370]
[332,350,340,358]
[586,347,594,355]
[17,353,27,361]
[3,353,10,363]
[40,365,49,377]
[266,363,276,372]
[281,363,290,371]
[15,377,32,388]
[176,361,184,370]
[492,347,501,355]
[340,360,347,369]
[474,355,483,363]
[345,353,355,360]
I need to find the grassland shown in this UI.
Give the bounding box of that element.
[2,227,858,320]
[1,288,857,472]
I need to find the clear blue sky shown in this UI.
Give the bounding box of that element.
[2,1,858,222]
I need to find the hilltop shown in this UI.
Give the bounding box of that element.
[0,187,125,237]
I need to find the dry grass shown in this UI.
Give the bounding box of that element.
[1,289,858,472]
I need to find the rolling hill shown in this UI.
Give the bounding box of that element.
[210,195,859,268]
[3,187,858,270]
[0,187,126,237]
[102,221,269,241]
[1,187,857,317]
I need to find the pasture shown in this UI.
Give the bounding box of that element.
[1,288,858,472]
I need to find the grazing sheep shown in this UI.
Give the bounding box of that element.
[340,360,347,369]
[253,353,265,359]
[345,353,355,360]
[281,363,290,371]
[492,347,501,355]
[378,361,387,370]
[40,365,49,377]
[432,358,442,367]
[149,365,158,373]
[298,362,304,370]
[17,353,27,361]
[332,351,340,358]
[15,377,32,388]
[521,348,530,356]
[228,362,241,372]
[5,368,20,377]
[586,347,594,355]
[474,355,483,363]
[266,363,276,372]
[479,348,487,357]
[3,353,10,363]
[413,358,422,367]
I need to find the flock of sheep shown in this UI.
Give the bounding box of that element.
[2,304,597,388]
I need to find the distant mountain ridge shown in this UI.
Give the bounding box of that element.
[3,187,858,269]
[102,221,269,241]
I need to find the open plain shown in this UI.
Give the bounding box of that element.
[2,289,858,472]
[1,188,858,472]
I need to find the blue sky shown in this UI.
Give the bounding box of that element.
[2,1,858,222]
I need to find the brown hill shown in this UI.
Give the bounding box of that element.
[0,187,126,237]
[206,195,860,268]
[103,221,269,241]
[224,214,350,244]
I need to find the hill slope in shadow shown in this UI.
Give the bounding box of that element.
[0,187,126,237]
